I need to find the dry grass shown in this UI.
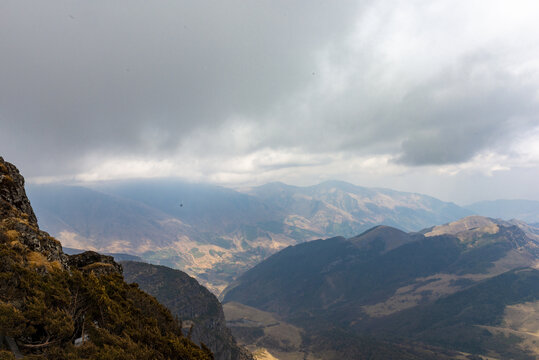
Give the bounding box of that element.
[15,217,31,226]
[224,302,309,360]
[9,240,25,251]
[425,216,500,241]
[27,251,58,272]
[475,300,539,358]
[363,249,536,318]
[6,229,19,241]
[82,262,114,271]
[252,349,280,360]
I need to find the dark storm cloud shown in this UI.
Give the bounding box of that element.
[0,0,362,176]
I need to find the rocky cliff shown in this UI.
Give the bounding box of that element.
[0,157,67,267]
[122,261,253,360]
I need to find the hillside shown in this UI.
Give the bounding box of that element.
[223,216,539,359]
[28,180,471,294]
[0,156,212,359]
[369,268,539,358]
[122,261,253,360]
[27,182,285,293]
[27,184,194,253]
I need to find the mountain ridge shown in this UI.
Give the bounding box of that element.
[223,216,539,359]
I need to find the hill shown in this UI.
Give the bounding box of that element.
[0,156,212,359]
[223,216,539,359]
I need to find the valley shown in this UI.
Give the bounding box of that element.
[27,180,472,294]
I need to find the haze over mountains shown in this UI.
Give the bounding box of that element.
[27,179,474,293]
[27,180,539,295]
[26,177,539,357]
[466,199,539,225]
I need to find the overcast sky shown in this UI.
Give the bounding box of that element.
[2,0,539,204]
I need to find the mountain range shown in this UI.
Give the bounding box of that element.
[222,216,539,359]
[27,180,474,293]
[6,154,539,359]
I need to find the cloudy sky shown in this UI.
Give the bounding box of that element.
[2,0,539,204]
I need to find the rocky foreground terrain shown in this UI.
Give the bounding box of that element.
[122,261,253,360]
[0,156,215,359]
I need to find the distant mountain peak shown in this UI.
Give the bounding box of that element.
[349,225,419,253]
[313,179,358,188]
[423,215,539,256]
[424,215,501,238]
[28,177,473,293]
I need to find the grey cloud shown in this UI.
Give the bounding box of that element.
[248,50,539,167]
[395,55,539,165]
[0,0,362,176]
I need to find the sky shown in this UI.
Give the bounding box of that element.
[1,0,539,204]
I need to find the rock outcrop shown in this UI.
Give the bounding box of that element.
[68,251,123,275]
[0,156,67,267]
[122,261,254,360]
[0,157,37,224]
[0,156,127,276]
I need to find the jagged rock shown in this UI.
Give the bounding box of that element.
[0,157,124,272]
[0,157,37,225]
[0,157,69,267]
[122,261,254,360]
[68,251,123,275]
